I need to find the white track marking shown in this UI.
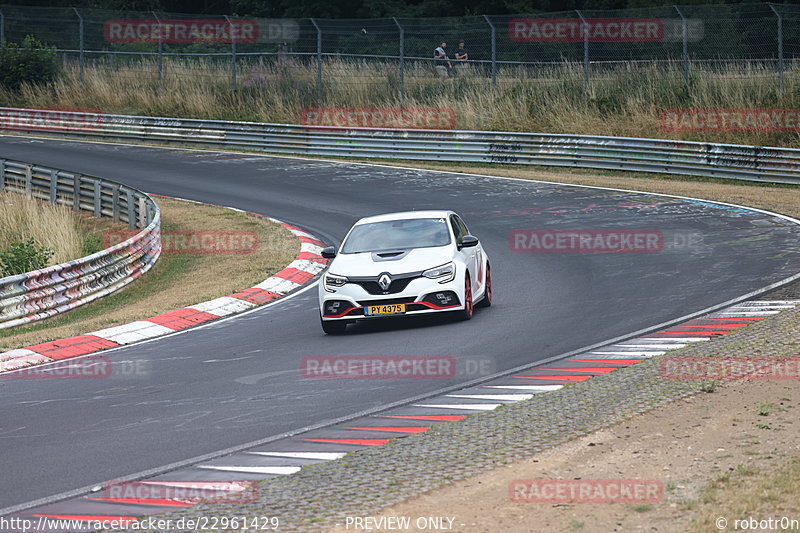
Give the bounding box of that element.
[247,452,346,461]
[414,403,502,411]
[141,481,250,491]
[188,297,256,317]
[634,337,711,342]
[446,394,534,401]
[713,312,780,316]
[482,385,564,392]
[0,350,51,371]
[628,338,708,343]
[610,344,688,349]
[197,465,301,475]
[590,351,666,357]
[738,300,799,305]
[725,305,795,310]
[254,277,301,293]
[301,242,324,255]
[90,321,175,345]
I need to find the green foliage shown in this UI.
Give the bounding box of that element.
[82,235,105,256]
[756,402,778,416]
[0,0,790,19]
[699,381,718,393]
[0,36,60,92]
[0,238,54,276]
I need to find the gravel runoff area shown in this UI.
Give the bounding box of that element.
[107,278,800,533]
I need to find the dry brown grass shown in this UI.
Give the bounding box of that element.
[3,58,799,147]
[0,192,86,265]
[688,456,800,532]
[0,196,298,350]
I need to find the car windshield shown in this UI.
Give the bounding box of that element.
[341,217,451,254]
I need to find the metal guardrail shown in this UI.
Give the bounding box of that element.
[0,157,161,330]
[0,107,798,185]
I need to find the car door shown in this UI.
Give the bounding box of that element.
[450,214,479,295]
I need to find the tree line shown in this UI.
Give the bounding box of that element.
[7,0,793,18]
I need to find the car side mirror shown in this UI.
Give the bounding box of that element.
[459,235,479,250]
[321,246,337,259]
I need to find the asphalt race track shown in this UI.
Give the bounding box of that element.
[2,136,800,511]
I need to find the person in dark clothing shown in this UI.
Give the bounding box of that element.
[453,40,469,76]
[455,40,469,60]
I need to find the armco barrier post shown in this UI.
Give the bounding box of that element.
[483,15,497,89]
[152,11,164,91]
[0,159,5,193]
[393,17,405,100]
[138,196,147,229]
[310,18,323,102]
[112,185,120,221]
[93,180,102,217]
[576,10,590,93]
[50,169,58,203]
[674,6,689,95]
[126,190,136,229]
[25,165,32,196]
[769,4,784,96]
[225,15,237,91]
[73,7,85,89]
[73,174,81,211]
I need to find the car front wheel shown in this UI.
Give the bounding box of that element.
[476,264,492,308]
[456,272,473,321]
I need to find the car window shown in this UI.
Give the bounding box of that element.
[454,215,470,237]
[341,217,451,253]
[449,215,464,245]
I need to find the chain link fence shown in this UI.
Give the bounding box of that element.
[0,2,798,99]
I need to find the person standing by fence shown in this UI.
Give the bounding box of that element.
[434,41,451,80]
[454,40,469,76]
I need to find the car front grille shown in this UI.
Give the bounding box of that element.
[348,271,423,295]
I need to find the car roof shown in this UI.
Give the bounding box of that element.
[354,210,455,225]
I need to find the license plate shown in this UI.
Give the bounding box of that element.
[366,303,406,316]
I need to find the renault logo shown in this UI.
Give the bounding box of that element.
[378,274,392,291]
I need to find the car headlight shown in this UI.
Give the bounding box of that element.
[423,262,456,283]
[324,273,348,291]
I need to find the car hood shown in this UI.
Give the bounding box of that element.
[329,247,453,277]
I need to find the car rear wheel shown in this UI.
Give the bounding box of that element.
[476,264,492,308]
[456,273,473,321]
[320,314,347,334]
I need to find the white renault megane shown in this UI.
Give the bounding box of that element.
[318,210,492,334]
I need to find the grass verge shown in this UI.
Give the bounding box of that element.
[0,192,117,267]
[0,196,298,351]
[689,456,800,532]
[3,59,800,147]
